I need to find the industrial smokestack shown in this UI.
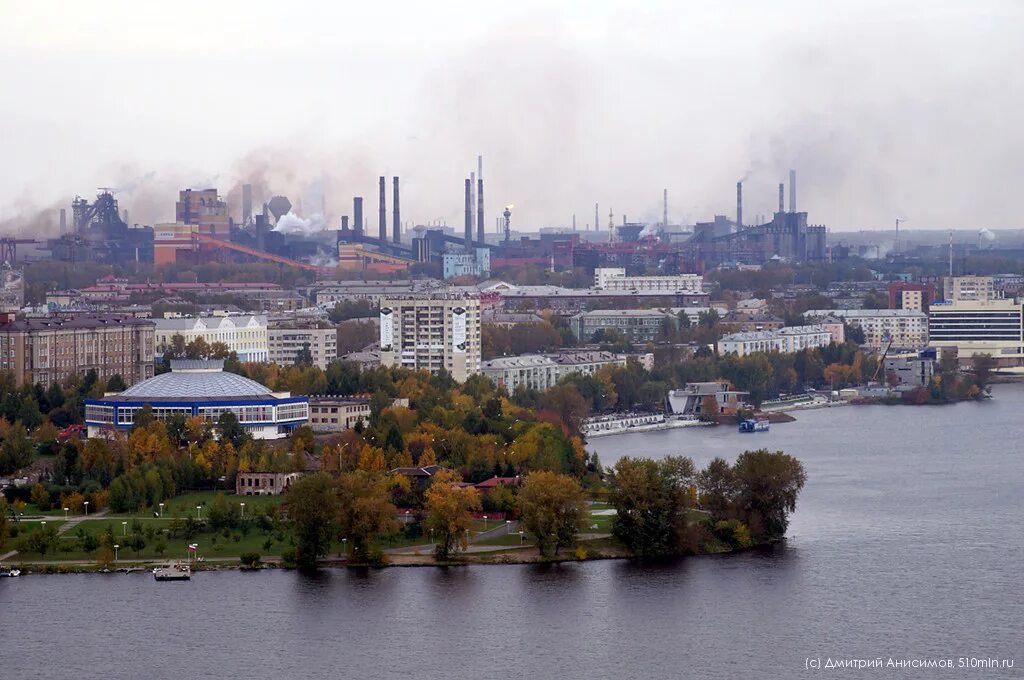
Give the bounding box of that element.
[353,197,363,237]
[789,169,797,212]
[663,189,668,228]
[392,177,401,244]
[242,184,252,224]
[778,183,785,213]
[736,182,743,228]
[470,172,476,236]
[341,215,349,232]
[464,178,473,248]
[59,208,66,234]
[595,203,599,232]
[477,177,484,244]
[378,176,387,243]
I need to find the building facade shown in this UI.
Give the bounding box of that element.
[804,309,928,349]
[154,315,269,362]
[235,472,303,496]
[887,282,937,312]
[718,325,832,357]
[268,322,337,370]
[443,248,491,279]
[0,315,155,387]
[943,276,995,303]
[717,311,786,333]
[379,294,482,382]
[593,268,704,293]
[569,309,677,342]
[482,350,627,392]
[308,396,371,432]
[928,298,1024,366]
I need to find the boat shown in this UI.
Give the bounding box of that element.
[153,562,191,581]
[738,418,770,433]
[0,565,21,577]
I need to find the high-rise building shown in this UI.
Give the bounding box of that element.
[379,294,481,382]
[803,309,928,349]
[268,321,338,370]
[942,276,996,303]
[928,298,1023,365]
[0,315,155,387]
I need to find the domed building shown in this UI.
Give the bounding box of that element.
[84,359,309,440]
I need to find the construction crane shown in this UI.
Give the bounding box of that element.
[870,332,895,383]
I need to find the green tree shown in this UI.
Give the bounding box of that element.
[285,473,339,568]
[335,471,400,561]
[0,423,33,474]
[697,457,737,521]
[731,449,806,541]
[294,342,314,367]
[516,471,588,557]
[208,492,240,531]
[0,497,9,550]
[425,469,481,561]
[106,374,128,392]
[607,456,697,556]
[217,411,248,449]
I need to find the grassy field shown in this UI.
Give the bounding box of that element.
[108,490,284,519]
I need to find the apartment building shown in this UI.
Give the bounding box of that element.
[804,309,928,349]
[153,315,268,362]
[268,321,337,370]
[379,294,481,382]
[0,315,155,387]
[482,350,627,392]
[593,267,703,293]
[718,325,832,357]
[928,298,1023,366]
[569,309,677,342]
[943,275,995,303]
[307,396,372,432]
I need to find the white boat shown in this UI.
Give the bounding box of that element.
[0,565,21,577]
[153,562,191,581]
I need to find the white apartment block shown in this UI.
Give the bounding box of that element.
[482,350,627,392]
[153,315,268,362]
[718,325,832,357]
[901,289,924,312]
[268,324,338,370]
[379,294,481,382]
[593,267,703,293]
[928,298,1024,364]
[803,309,928,349]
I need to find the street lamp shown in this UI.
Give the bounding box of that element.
[63,507,69,520]
[240,502,245,519]
[122,521,128,536]
[114,544,120,562]
[505,520,512,534]
[482,514,488,532]
[84,501,89,517]
[196,505,202,520]
[519,530,525,545]
[158,502,164,517]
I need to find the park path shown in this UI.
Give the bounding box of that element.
[0,509,110,563]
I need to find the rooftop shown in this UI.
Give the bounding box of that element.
[0,315,155,332]
[114,360,275,400]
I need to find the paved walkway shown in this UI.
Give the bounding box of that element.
[0,509,110,562]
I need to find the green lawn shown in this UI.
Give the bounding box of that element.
[106,490,284,519]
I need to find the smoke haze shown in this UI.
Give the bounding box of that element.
[1,1,1021,236]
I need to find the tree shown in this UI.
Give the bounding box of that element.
[731,449,806,541]
[240,552,262,568]
[293,342,314,367]
[335,471,400,561]
[697,457,737,520]
[208,492,240,531]
[516,471,588,557]
[844,323,866,345]
[23,523,59,557]
[607,456,697,556]
[285,473,339,568]
[425,469,481,561]
[217,411,248,449]
[0,423,33,474]
[106,374,127,392]
[970,353,996,391]
[0,497,9,550]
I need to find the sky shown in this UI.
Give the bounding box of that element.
[1,0,1022,236]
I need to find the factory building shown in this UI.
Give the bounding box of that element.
[379,294,482,382]
[443,248,491,279]
[84,359,308,440]
[0,315,155,387]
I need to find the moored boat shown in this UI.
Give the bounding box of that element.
[153,562,191,581]
[738,418,770,433]
[0,565,21,577]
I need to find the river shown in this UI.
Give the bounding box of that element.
[2,387,1022,679]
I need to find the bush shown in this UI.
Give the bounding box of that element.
[240,552,262,568]
[713,519,752,549]
[280,547,297,568]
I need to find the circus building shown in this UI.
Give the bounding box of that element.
[84,359,308,440]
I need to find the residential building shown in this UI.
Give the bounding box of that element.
[569,309,677,342]
[717,325,832,356]
[0,315,155,387]
[928,298,1024,366]
[268,321,337,370]
[153,315,268,362]
[476,281,709,313]
[593,267,703,293]
[312,279,435,306]
[717,311,785,333]
[339,346,381,370]
[482,350,627,392]
[943,275,996,303]
[803,309,928,349]
[379,294,482,382]
[307,396,371,432]
[236,472,303,496]
[803,314,846,344]
[735,298,769,313]
[887,282,936,312]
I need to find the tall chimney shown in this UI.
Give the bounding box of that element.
[736,181,743,227]
[242,184,252,224]
[378,176,387,243]
[663,188,668,228]
[353,197,363,237]
[59,208,66,233]
[789,169,797,212]
[392,177,401,244]
[778,183,785,213]
[469,172,476,236]
[476,177,484,244]
[341,215,349,232]
[595,203,599,232]
[464,178,473,248]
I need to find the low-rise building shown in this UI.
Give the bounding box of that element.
[153,314,269,362]
[883,355,936,389]
[443,248,491,279]
[803,309,928,349]
[307,396,371,432]
[0,315,155,387]
[593,267,703,293]
[569,309,677,342]
[718,325,832,356]
[667,382,748,416]
[717,311,785,333]
[268,321,337,370]
[482,350,627,392]
[235,472,303,496]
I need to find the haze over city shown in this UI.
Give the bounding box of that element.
[2,0,1022,234]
